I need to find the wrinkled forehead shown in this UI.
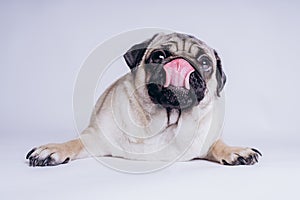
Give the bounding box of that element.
[148,33,214,57]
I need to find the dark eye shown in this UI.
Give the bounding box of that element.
[149,50,167,63]
[197,55,212,72]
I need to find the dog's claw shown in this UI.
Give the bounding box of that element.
[42,155,51,166]
[33,157,38,167]
[222,159,230,165]
[251,148,262,156]
[26,148,36,159]
[237,156,247,165]
[62,157,70,164]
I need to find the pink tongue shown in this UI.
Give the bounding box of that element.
[163,58,195,89]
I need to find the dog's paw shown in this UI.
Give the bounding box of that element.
[221,148,262,166]
[26,144,71,167]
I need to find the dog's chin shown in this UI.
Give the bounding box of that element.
[147,72,206,110]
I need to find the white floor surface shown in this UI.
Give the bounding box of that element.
[1,133,298,200]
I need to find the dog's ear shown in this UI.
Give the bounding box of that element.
[214,50,227,97]
[124,34,158,70]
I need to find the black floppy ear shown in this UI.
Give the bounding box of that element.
[214,50,227,97]
[123,34,158,70]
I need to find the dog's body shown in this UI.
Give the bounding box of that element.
[26,32,261,167]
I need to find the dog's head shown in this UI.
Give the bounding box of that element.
[124,32,226,110]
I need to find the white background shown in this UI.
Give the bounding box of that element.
[1,0,299,199]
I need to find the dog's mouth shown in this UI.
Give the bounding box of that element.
[147,58,206,110]
[163,58,195,89]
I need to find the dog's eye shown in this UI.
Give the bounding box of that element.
[150,50,167,63]
[197,55,212,72]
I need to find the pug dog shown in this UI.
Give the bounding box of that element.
[26,32,261,167]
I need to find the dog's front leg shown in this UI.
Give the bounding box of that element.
[25,126,109,167]
[205,139,262,165]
